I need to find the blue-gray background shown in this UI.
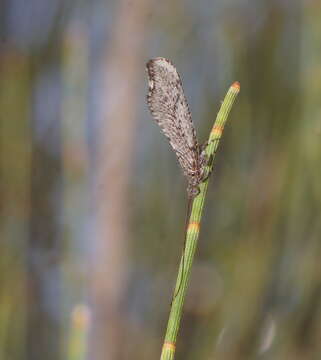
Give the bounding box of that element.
[1,0,321,359]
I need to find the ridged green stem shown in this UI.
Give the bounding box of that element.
[160,82,240,360]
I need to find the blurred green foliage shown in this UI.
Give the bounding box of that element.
[1,0,321,359]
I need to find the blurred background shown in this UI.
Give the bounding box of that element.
[1,0,321,359]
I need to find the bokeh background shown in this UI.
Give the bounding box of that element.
[1,0,321,359]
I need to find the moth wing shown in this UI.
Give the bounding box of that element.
[146,58,199,176]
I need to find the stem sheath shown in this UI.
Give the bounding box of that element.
[160,82,240,360]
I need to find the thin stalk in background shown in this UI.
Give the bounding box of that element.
[67,304,90,360]
[160,82,240,360]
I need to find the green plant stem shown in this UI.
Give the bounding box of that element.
[160,82,240,360]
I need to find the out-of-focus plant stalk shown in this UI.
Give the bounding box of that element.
[67,305,90,360]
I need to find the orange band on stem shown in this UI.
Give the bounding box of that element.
[211,125,224,136]
[187,222,200,232]
[163,342,176,352]
[232,81,240,91]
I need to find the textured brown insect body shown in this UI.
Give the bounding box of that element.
[146,58,206,198]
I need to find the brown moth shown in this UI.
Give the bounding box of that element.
[146,57,206,198]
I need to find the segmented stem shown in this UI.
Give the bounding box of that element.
[160,82,240,360]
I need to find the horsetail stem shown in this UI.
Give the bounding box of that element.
[160,82,240,360]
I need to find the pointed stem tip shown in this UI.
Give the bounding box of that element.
[231,81,240,91]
